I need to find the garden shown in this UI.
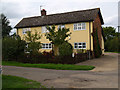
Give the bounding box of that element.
[2,25,94,65]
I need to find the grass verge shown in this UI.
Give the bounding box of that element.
[105,51,120,53]
[2,75,45,88]
[2,61,95,70]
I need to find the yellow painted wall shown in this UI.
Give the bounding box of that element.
[17,22,94,53]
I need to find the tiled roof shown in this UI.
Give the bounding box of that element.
[15,8,104,28]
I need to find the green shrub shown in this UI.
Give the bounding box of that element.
[93,29,102,58]
[105,37,120,52]
[2,35,26,61]
[76,49,87,53]
[59,41,73,56]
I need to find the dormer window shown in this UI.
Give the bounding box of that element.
[74,23,86,30]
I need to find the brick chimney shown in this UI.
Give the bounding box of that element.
[41,9,46,16]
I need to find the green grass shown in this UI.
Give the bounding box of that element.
[105,51,120,53]
[2,61,95,70]
[2,75,46,88]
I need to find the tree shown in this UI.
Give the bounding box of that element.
[2,35,26,60]
[102,26,116,40]
[103,26,120,52]
[105,37,120,52]
[1,14,12,37]
[24,30,42,54]
[59,41,73,56]
[45,25,71,56]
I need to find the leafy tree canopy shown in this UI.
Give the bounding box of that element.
[102,26,116,40]
[45,25,71,46]
[24,30,42,54]
[1,14,12,37]
[45,25,72,56]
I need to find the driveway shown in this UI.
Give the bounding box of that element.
[76,53,118,72]
[3,53,118,88]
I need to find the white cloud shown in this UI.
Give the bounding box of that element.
[1,0,118,31]
[104,15,118,24]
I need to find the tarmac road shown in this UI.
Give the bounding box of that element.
[3,53,118,88]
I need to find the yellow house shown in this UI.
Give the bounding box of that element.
[15,8,105,56]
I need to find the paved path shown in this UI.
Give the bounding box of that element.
[3,53,118,88]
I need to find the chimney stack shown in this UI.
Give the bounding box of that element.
[41,9,46,16]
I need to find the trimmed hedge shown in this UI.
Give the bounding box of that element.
[4,50,89,64]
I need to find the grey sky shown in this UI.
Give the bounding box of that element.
[1,0,119,34]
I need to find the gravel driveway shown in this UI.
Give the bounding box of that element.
[3,53,118,88]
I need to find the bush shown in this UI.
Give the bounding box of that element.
[2,35,26,61]
[76,49,87,53]
[59,42,73,56]
[93,29,102,58]
[105,37,120,52]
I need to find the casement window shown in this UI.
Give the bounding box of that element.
[74,23,86,30]
[42,26,50,33]
[23,28,31,34]
[74,42,86,49]
[42,43,52,49]
[58,25,65,29]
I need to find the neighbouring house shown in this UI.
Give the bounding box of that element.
[15,8,105,56]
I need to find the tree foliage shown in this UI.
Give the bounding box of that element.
[45,25,72,56]
[1,14,12,37]
[105,37,120,52]
[24,30,42,54]
[59,41,73,56]
[93,29,102,58]
[2,35,26,60]
[45,25,71,45]
[103,26,120,52]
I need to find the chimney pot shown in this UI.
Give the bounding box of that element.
[41,9,46,16]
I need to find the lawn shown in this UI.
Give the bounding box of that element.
[105,51,120,53]
[2,61,95,70]
[2,75,45,88]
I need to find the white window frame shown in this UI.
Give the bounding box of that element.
[74,42,86,49]
[42,43,52,49]
[22,28,31,34]
[73,23,86,31]
[42,26,51,33]
[58,25,65,29]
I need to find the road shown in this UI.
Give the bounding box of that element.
[3,53,118,88]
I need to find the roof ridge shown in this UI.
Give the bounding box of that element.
[23,8,100,19]
[47,8,100,16]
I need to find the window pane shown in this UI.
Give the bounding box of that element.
[75,46,77,48]
[46,44,48,46]
[83,46,86,48]
[78,23,81,26]
[79,43,82,45]
[42,44,45,48]
[49,44,52,48]
[83,43,86,45]
[74,43,78,45]
[82,23,85,29]
[61,25,65,29]
[79,46,82,48]
[46,44,48,48]
[74,24,77,30]
[78,26,81,30]
[42,26,49,33]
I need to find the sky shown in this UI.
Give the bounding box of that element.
[0,0,119,35]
